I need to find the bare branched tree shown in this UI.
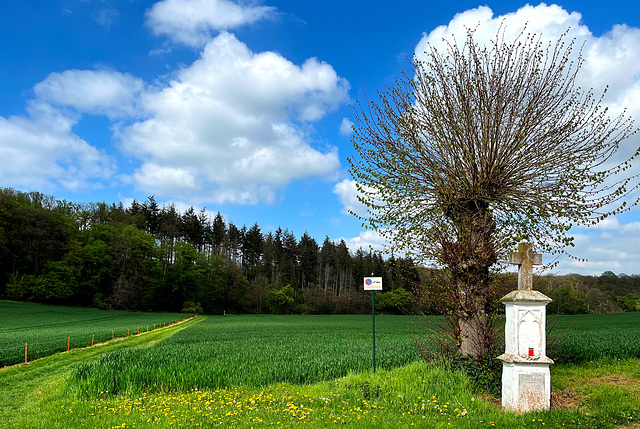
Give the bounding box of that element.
[348,26,639,358]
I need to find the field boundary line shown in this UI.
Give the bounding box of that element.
[74,315,198,351]
[0,315,202,371]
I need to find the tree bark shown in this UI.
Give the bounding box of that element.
[441,201,497,358]
[457,291,489,358]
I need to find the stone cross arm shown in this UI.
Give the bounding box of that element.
[508,242,542,291]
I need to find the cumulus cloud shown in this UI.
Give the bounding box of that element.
[415,4,640,167]
[1,27,348,204]
[552,217,640,275]
[415,4,588,57]
[333,179,368,216]
[0,101,114,191]
[338,230,390,255]
[117,32,348,204]
[145,0,276,46]
[34,69,145,119]
[578,24,640,100]
[339,117,354,136]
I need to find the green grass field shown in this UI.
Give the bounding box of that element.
[69,314,422,396]
[549,312,640,363]
[0,300,190,366]
[1,302,640,428]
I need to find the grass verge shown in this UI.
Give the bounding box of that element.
[0,316,202,428]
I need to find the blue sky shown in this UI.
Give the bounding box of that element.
[1,0,640,276]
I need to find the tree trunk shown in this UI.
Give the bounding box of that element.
[457,291,490,358]
[441,202,497,358]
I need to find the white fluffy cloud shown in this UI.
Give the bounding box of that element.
[333,179,368,216]
[145,0,276,46]
[415,4,588,58]
[118,32,348,204]
[0,70,144,191]
[337,230,389,254]
[2,24,348,203]
[415,4,640,167]
[34,69,145,119]
[0,69,141,193]
[0,101,114,191]
[339,117,354,136]
[551,216,640,275]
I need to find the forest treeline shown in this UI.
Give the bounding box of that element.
[0,188,421,314]
[0,188,638,315]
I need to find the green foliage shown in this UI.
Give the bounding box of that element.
[548,287,588,315]
[376,287,413,314]
[448,352,503,396]
[42,261,78,303]
[0,187,425,316]
[617,293,640,312]
[266,284,295,314]
[181,301,203,314]
[4,272,31,301]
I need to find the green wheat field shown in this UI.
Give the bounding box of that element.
[1,301,640,428]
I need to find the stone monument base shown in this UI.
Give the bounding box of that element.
[498,354,553,413]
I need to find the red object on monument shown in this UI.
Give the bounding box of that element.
[528,347,534,357]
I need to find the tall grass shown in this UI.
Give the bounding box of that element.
[69,315,421,396]
[69,311,640,397]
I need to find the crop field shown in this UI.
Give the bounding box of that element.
[3,309,640,428]
[69,311,640,398]
[0,300,190,366]
[69,314,422,396]
[549,311,640,363]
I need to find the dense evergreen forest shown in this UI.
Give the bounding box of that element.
[1,188,638,315]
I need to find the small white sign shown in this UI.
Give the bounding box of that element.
[364,277,382,290]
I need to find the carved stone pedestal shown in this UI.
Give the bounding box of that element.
[498,289,553,413]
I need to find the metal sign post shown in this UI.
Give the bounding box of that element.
[364,275,382,373]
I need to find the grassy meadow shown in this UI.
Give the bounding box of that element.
[0,300,190,366]
[1,303,640,428]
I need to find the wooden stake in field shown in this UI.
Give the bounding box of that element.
[67,336,70,352]
[112,330,114,340]
[147,325,149,332]
[92,334,94,346]
[25,343,27,363]
[137,326,139,335]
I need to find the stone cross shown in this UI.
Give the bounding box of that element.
[508,242,542,290]
[500,242,552,413]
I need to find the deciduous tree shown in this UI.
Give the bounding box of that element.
[349,27,639,358]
